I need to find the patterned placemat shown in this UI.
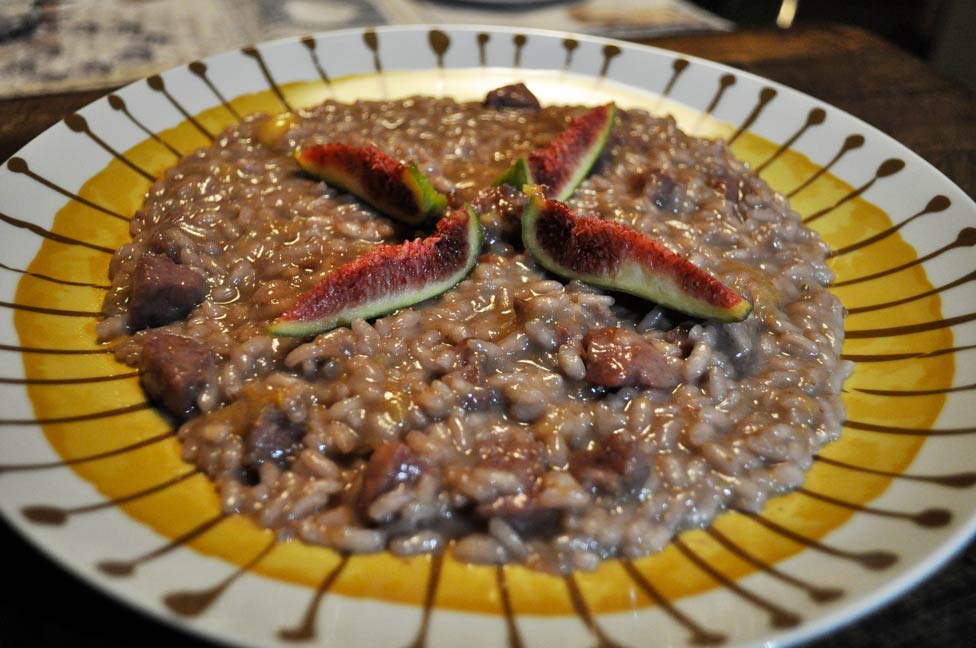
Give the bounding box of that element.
[0,0,729,99]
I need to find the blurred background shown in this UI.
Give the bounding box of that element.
[695,0,975,89]
[0,0,972,98]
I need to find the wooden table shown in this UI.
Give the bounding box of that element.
[1,23,974,647]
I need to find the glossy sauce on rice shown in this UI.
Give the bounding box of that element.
[98,90,850,573]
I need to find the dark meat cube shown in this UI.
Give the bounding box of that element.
[129,253,207,329]
[139,332,214,418]
[582,327,681,389]
[570,434,651,496]
[358,442,424,518]
[244,409,304,471]
[474,439,557,534]
[483,82,541,110]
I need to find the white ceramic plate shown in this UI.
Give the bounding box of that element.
[1,25,974,648]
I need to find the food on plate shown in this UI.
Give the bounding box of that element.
[269,207,482,337]
[521,184,752,322]
[495,102,617,201]
[128,253,207,330]
[97,83,849,572]
[296,142,448,224]
[139,331,215,419]
[483,82,542,111]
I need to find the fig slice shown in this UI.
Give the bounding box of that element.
[295,142,448,224]
[521,185,752,322]
[495,103,617,201]
[268,207,483,337]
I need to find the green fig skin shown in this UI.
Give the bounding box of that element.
[493,157,531,193]
[521,185,752,323]
[268,207,483,338]
[494,103,617,201]
[295,143,448,225]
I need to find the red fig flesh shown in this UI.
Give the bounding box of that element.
[495,103,617,201]
[295,143,447,224]
[269,207,483,337]
[521,186,752,322]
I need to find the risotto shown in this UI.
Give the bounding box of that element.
[97,85,850,573]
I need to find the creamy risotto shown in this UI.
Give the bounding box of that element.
[97,85,850,573]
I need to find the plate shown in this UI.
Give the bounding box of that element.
[1,25,974,648]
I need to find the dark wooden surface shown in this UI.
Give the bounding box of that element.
[1,23,974,647]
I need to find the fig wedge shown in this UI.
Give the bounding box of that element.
[295,143,448,224]
[521,185,752,322]
[495,103,617,201]
[269,207,483,337]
